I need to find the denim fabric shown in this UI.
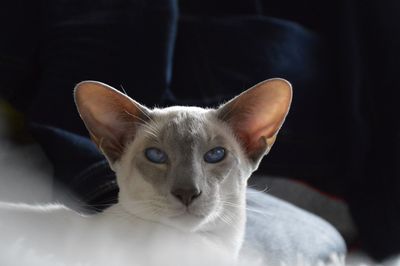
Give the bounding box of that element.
[245,190,346,265]
[29,124,117,210]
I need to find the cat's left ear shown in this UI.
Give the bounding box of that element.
[217,78,292,167]
[74,81,150,168]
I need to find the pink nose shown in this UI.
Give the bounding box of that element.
[171,188,202,206]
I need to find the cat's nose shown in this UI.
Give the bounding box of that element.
[171,188,202,206]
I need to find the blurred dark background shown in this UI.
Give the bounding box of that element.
[0,0,399,261]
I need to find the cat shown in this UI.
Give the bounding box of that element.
[0,78,292,265]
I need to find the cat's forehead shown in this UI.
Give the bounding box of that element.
[149,106,218,141]
[152,106,209,116]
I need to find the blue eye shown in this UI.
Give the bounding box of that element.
[204,147,226,163]
[145,148,167,164]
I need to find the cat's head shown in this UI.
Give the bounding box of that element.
[74,79,292,232]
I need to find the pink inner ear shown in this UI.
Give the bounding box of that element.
[220,78,292,158]
[233,113,278,153]
[75,81,149,162]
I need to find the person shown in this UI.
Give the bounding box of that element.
[0,0,398,262]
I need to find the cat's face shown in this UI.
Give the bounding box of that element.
[115,107,251,231]
[74,79,292,232]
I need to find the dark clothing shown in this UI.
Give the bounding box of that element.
[1,0,399,260]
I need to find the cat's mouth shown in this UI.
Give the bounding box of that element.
[164,210,209,232]
[169,207,206,219]
[166,201,220,229]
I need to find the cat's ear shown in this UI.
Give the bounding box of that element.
[74,81,150,166]
[217,78,292,166]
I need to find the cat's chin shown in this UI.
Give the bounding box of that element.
[162,212,208,232]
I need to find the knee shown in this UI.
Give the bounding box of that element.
[245,190,346,265]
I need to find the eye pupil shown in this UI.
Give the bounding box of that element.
[145,148,167,164]
[204,147,226,163]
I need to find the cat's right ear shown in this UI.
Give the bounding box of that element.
[217,78,292,168]
[74,81,150,167]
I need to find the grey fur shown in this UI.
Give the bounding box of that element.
[133,109,240,199]
[73,79,293,256]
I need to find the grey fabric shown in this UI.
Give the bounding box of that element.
[244,188,346,265]
[249,175,357,243]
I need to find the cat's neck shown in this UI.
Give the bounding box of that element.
[198,202,246,256]
[100,199,246,256]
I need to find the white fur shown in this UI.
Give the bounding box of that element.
[112,106,251,254]
[1,111,398,266]
[0,106,251,264]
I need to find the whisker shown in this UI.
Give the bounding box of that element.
[220,201,275,217]
[134,103,156,125]
[142,129,159,139]
[123,110,149,125]
[219,99,240,122]
[136,118,162,140]
[142,125,161,138]
[246,185,271,194]
[216,212,242,232]
[121,116,161,142]
[119,84,128,95]
[140,116,160,132]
